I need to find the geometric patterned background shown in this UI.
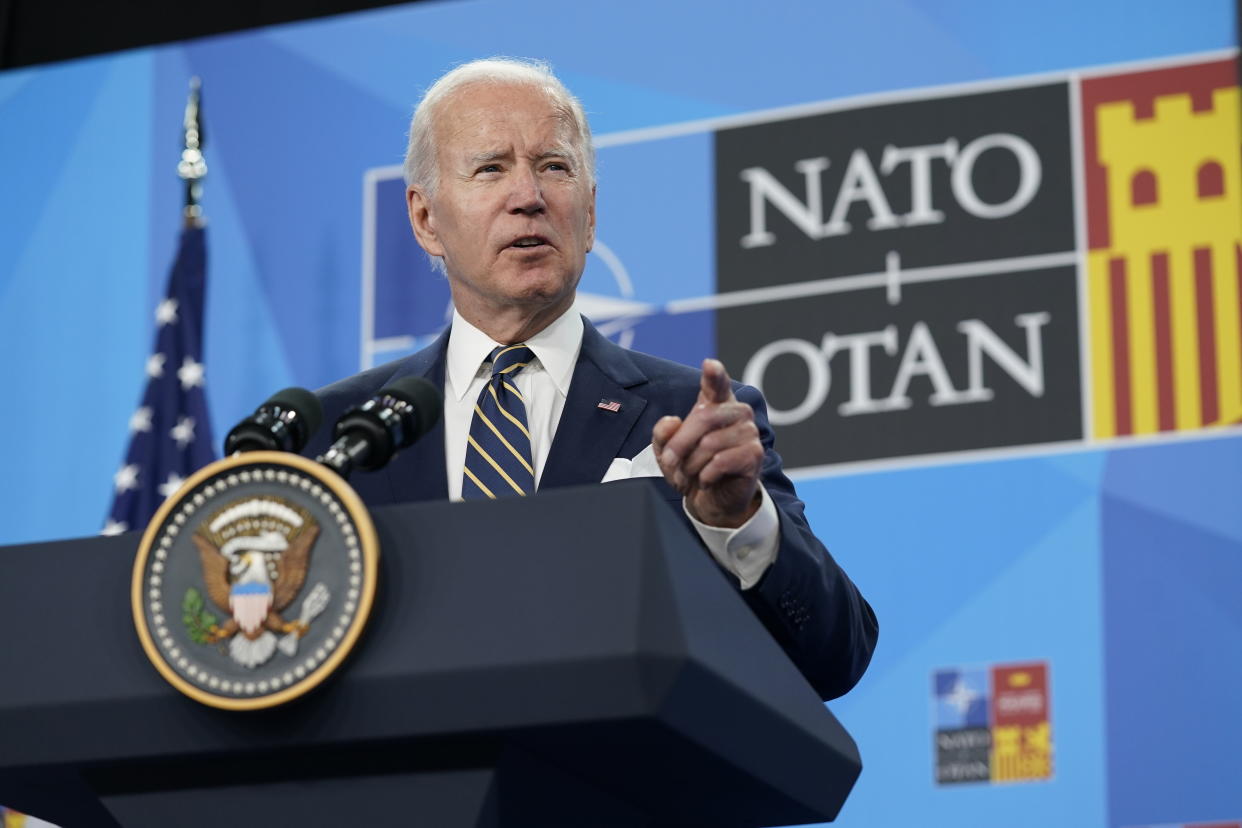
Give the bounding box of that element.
[0,2,1238,826]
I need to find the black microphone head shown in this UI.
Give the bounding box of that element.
[265,386,324,443]
[380,376,443,443]
[224,386,324,455]
[326,377,442,474]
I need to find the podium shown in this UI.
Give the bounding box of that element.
[0,481,860,827]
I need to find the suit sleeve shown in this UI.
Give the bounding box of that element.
[732,383,879,701]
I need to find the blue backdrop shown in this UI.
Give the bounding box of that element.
[1,2,1238,826]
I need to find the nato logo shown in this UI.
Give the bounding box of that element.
[935,667,990,729]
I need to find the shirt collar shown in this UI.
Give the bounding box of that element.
[445,307,584,402]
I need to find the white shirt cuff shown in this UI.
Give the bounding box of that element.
[683,486,780,590]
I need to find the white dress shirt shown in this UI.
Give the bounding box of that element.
[443,308,779,589]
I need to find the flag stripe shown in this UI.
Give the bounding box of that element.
[1089,252,1116,439]
[1152,252,1176,432]
[1171,246,1202,431]
[1224,242,1242,421]
[1195,246,1219,425]
[1128,252,1156,435]
[1237,242,1242,378]
[1109,257,1133,436]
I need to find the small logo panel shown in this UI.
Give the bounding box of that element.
[933,660,1054,786]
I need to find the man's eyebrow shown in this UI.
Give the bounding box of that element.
[534,147,575,162]
[469,150,510,164]
[465,147,577,166]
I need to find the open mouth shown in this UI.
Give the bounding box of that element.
[509,236,549,250]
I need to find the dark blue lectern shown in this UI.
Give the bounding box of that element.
[0,482,860,827]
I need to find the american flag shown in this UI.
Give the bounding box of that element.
[103,226,215,535]
[597,398,622,413]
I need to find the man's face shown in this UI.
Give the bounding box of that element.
[407,83,595,326]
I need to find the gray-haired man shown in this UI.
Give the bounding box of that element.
[312,58,877,700]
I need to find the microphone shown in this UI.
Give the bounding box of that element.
[223,387,324,455]
[316,377,442,478]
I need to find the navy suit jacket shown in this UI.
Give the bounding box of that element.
[307,319,877,700]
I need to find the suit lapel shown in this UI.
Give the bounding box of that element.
[540,321,649,490]
[373,319,650,498]
[383,329,450,504]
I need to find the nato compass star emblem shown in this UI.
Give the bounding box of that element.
[133,452,378,710]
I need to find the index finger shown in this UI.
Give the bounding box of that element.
[700,358,735,405]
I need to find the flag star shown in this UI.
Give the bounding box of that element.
[158,472,185,499]
[129,406,153,433]
[170,416,196,449]
[101,519,128,536]
[114,463,140,493]
[146,353,166,378]
[177,356,204,390]
[155,298,179,327]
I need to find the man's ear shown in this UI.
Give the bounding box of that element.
[407,187,444,257]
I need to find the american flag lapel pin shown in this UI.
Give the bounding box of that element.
[597,398,622,413]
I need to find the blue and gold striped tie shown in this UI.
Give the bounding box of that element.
[462,344,536,499]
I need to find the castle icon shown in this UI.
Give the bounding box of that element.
[1083,60,1241,438]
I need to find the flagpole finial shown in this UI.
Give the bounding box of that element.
[178,76,207,227]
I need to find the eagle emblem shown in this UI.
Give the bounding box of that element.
[190,497,330,669]
[134,453,378,709]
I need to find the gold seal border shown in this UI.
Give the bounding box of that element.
[131,451,380,711]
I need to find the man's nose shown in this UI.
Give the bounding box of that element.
[507,166,546,214]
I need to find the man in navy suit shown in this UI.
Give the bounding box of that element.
[311,58,877,701]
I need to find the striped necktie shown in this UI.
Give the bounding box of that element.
[462,344,536,499]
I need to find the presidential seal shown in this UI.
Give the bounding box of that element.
[132,451,378,710]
